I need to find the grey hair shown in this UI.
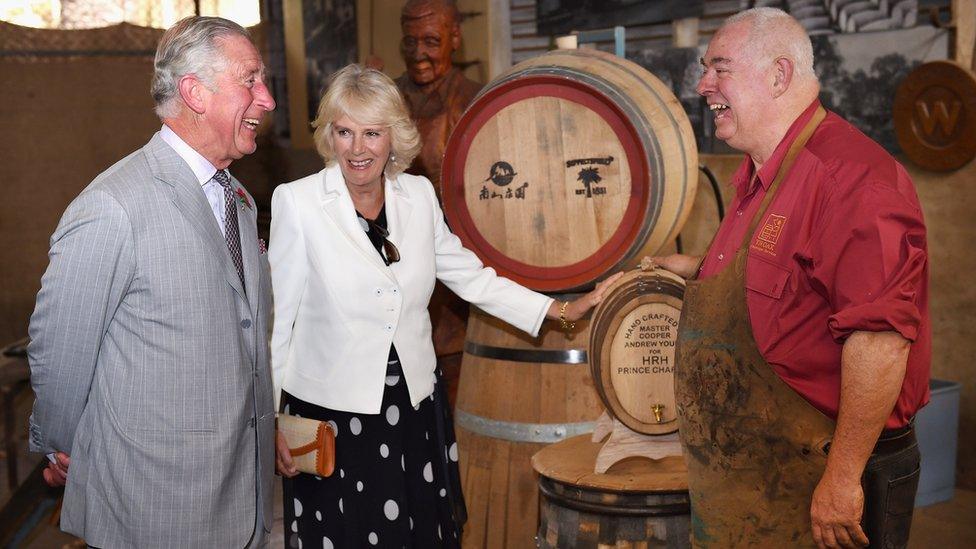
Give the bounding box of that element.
[312,64,421,178]
[151,16,251,119]
[724,7,817,81]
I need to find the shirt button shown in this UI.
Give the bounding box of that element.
[374,287,383,297]
[384,323,393,331]
[737,210,743,216]
[391,287,399,295]
[718,253,725,261]
[241,319,252,329]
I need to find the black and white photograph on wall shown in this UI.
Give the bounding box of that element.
[536,0,703,36]
[631,24,947,154]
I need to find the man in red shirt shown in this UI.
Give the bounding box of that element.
[654,7,928,548]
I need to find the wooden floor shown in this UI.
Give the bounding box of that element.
[8,470,975,548]
[268,479,976,548]
[909,488,976,548]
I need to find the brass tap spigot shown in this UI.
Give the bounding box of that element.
[652,404,665,423]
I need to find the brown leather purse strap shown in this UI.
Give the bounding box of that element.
[289,421,328,457]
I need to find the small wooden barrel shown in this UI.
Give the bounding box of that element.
[442,49,698,292]
[533,434,691,548]
[589,269,685,435]
[456,305,605,548]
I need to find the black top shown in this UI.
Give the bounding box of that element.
[355,206,393,265]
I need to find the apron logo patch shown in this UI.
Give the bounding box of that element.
[752,214,787,256]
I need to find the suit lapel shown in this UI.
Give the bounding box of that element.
[319,166,396,281]
[146,133,248,301]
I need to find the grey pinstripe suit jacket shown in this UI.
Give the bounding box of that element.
[28,133,275,548]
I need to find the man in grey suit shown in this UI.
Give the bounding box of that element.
[28,16,276,548]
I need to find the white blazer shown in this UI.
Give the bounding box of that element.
[269,165,552,414]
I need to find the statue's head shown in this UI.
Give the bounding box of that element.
[399,0,461,88]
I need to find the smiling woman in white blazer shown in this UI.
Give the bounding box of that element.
[269,64,619,548]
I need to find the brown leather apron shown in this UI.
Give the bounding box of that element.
[674,107,834,547]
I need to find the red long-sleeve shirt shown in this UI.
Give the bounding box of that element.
[698,101,930,429]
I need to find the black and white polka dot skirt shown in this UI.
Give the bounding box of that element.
[281,347,464,548]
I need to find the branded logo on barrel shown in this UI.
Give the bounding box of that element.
[566,156,613,198]
[479,160,528,201]
[619,307,678,375]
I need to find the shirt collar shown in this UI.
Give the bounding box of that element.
[732,99,822,196]
[159,124,219,186]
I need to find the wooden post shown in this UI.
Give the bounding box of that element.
[282,0,314,149]
[954,0,975,70]
[487,0,512,79]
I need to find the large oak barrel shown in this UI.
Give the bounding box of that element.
[442,48,698,292]
[456,305,604,547]
[532,434,691,548]
[588,268,685,435]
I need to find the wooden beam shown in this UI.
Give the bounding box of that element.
[954,0,975,70]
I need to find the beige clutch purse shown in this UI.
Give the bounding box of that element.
[277,414,335,477]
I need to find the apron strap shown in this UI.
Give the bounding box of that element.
[739,105,827,254]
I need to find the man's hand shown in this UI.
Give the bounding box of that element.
[43,452,70,487]
[643,254,701,279]
[811,331,909,547]
[275,430,299,478]
[810,470,869,548]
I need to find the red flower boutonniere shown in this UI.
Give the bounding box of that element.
[235,188,252,210]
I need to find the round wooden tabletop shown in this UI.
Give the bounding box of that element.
[531,434,688,492]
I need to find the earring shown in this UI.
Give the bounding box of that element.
[389,152,396,164]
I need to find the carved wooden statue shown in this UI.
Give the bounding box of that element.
[396,0,482,195]
[396,0,482,366]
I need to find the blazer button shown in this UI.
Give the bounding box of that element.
[241,319,252,329]
[384,323,393,331]
[374,287,383,297]
[391,287,399,295]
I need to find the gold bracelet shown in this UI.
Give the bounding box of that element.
[559,301,576,332]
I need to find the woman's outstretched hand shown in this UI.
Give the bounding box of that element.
[547,271,625,322]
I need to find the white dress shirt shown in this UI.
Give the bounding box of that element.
[159,124,230,236]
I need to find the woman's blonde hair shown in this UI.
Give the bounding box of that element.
[311,64,421,178]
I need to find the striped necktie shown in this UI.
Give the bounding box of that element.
[213,170,245,289]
